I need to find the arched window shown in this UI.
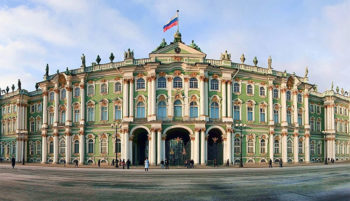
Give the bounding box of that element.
[136,78,145,90]
[234,138,241,153]
[260,107,265,122]
[88,139,94,153]
[157,77,166,89]
[210,79,219,90]
[49,141,54,154]
[233,83,240,93]
[274,140,280,154]
[173,77,182,88]
[74,140,79,154]
[248,139,254,153]
[100,138,107,154]
[259,87,265,96]
[210,102,219,119]
[60,89,66,100]
[49,92,54,101]
[74,87,80,97]
[157,101,167,120]
[247,106,253,121]
[286,91,291,101]
[114,82,122,92]
[274,109,279,123]
[298,140,303,153]
[101,106,108,121]
[174,100,182,117]
[273,89,279,99]
[87,85,94,96]
[59,139,65,154]
[136,102,145,118]
[287,109,292,124]
[189,78,198,89]
[115,105,121,120]
[101,83,107,94]
[287,140,293,154]
[298,94,302,103]
[260,139,266,154]
[189,102,198,118]
[234,105,240,120]
[247,85,253,95]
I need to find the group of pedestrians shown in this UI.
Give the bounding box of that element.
[268,158,284,168]
[96,159,131,169]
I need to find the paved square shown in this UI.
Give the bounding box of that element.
[0,164,349,201]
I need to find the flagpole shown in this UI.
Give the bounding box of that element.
[177,10,179,32]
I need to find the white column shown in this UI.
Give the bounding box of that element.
[129,79,134,118]
[150,130,156,165]
[281,83,287,163]
[151,77,156,120]
[194,129,200,164]
[269,133,274,161]
[184,77,189,120]
[204,79,209,118]
[41,135,47,163]
[147,78,151,119]
[15,140,19,162]
[268,84,274,125]
[42,89,48,127]
[53,85,59,127]
[227,81,232,119]
[227,130,232,164]
[157,130,161,165]
[222,80,227,119]
[200,76,205,120]
[65,134,71,163]
[200,130,206,165]
[125,132,129,161]
[294,133,299,163]
[293,89,298,127]
[53,134,59,163]
[191,139,194,161]
[305,134,310,162]
[66,79,72,126]
[167,77,173,119]
[123,79,129,118]
[282,134,287,163]
[80,81,85,124]
[79,134,84,165]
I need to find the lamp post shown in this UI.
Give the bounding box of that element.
[322,130,328,165]
[111,120,122,168]
[235,122,246,168]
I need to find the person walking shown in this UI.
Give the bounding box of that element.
[279,158,283,168]
[11,157,15,169]
[165,159,169,169]
[63,160,66,167]
[226,159,230,167]
[122,159,125,169]
[144,157,149,172]
[75,160,78,167]
[98,159,101,168]
[112,159,115,167]
[161,160,164,169]
[126,159,130,169]
[269,159,272,168]
[214,159,217,168]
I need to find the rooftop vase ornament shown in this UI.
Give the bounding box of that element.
[11,84,15,92]
[331,81,334,90]
[18,79,21,91]
[109,53,115,63]
[268,56,272,69]
[240,54,245,64]
[35,83,39,91]
[45,64,49,76]
[336,86,339,93]
[253,57,258,66]
[96,55,101,65]
[65,67,70,75]
[81,54,86,67]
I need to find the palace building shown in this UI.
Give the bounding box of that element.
[0,31,349,166]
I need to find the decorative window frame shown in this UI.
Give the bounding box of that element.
[135,77,146,91]
[85,134,96,154]
[99,133,109,155]
[246,82,254,96]
[246,100,256,122]
[87,83,95,97]
[156,76,167,90]
[100,80,109,95]
[259,102,267,123]
[259,85,266,97]
[233,81,241,94]
[113,98,123,121]
[209,95,221,120]
[114,81,122,93]
[209,78,220,92]
[86,100,96,122]
[246,134,255,154]
[99,99,109,121]
[233,98,242,121]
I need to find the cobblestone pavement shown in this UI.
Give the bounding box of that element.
[0,163,349,201]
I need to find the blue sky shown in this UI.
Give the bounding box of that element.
[0,0,349,92]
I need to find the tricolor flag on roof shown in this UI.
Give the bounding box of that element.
[163,11,179,32]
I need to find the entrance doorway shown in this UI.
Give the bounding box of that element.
[207,128,223,165]
[165,128,191,166]
[132,128,149,165]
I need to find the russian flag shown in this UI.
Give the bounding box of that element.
[163,14,178,32]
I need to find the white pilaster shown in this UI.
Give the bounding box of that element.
[227,81,232,120]
[294,133,299,163]
[200,130,206,165]
[129,79,134,119]
[167,77,173,119]
[268,81,274,125]
[222,80,227,119]
[123,79,129,118]
[194,129,200,164]
[269,133,274,161]
[305,134,310,162]
[80,80,85,124]
[125,131,129,160]
[184,77,189,120]
[42,87,48,127]
[227,130,232,164]
[53,134,59,164]
[151,77,156,121]
[41,135,47,163]
[65,134,71,163]
[157,130,162,165]
[66,78,72,126]
[150,130,156,165]
[79,134,84,165]
[53,84,59,127]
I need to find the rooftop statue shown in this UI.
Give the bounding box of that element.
[124,49,134,60]
[304,67,309,78]
[65,67,71,75]
[220,50,231,61]
[331,81,334,90]
[336,86,339,93]
[11,84,15,92]
[155,38,167,51]
[35,83,39,91]
[45,64,49,76]
[81,54,86,67]
[189,40,201,52]
[268,56,272,69]
[18,79,21,91]
[240,54,245,64]
[6,86,9,94]
[253,57,258,66]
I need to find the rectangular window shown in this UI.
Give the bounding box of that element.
[74,110,80,123]
[260,108,265,122]
[247,107,253,121]
[87,108,94,121]
[274,110,279,124]
[49,113,54,125]
[234,106,240,120]
[115,105,121,120]
[101,106,108,121]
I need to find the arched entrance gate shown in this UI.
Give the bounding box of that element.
[131,127,149,165]
[165,128,191,166]
[207,128,224,165]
